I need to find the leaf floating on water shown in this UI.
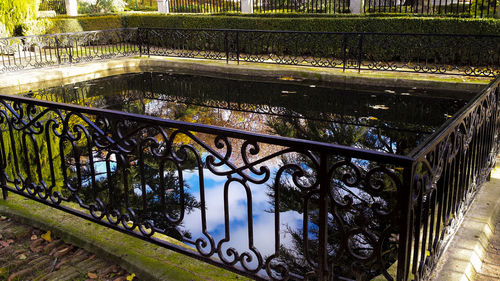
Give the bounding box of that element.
[279,76,295,81]
[370,105,390,110]
[368,116,379,120]
[126,273,136,281]
[41,231,52,242]
[444,114,453,118]
[309,85,316,88]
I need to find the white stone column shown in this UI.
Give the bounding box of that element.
[349,0,364,14]
[241,0,254,13]
[157,0,170,13]
[65,0,78,16]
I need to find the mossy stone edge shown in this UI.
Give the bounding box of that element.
[0,193,249,281]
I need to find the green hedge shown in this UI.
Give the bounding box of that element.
[27,15,124,35]
[0,0,37,36]
[120,14,500,35]
[27,13,500,36]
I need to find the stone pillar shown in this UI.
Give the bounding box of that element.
[65,0,78,16]
[157,0,170,13]
[241,0,254,13]
[349,0,363,14]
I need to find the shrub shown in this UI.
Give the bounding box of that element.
[0,0,37,36]
[120,14,500,35]
[78,0,127,14]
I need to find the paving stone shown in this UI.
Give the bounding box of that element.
[476,218,500,281]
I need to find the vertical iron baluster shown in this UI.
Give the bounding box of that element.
[358,33,363,73]
[236,31,240,65]
[225,30,229,64]
[317,152,329,281]
[396,164,415,281]
[0,121,7,200]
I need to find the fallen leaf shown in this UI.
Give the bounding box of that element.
[0,239,13,247]
[41,231,52,242]
[0,233,3,239]
[126,273,136,281]
[30,235,38,241]
[88,272,98,279]
[0,216,6,220]
[17,254,27,260]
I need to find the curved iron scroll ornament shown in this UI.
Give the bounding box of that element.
[0,95,406,280]
[407,83,499,280]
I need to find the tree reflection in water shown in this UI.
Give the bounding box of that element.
[20,71,471,280]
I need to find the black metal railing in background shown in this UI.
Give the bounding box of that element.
[169,0,241,13]
[0,28,499,76]
[38,0,67,14]
[140,28,500,77]
[1,28,499,76]
[253,0,350,13]
[0,29,139,73]
[364,0,499,18]
[163,0,498,16]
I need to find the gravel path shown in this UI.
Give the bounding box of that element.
[0,215,137,281]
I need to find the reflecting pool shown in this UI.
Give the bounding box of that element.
[17,72,472,280]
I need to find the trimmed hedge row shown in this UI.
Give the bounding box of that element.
[121,14,500,34]
[32,13,500,35]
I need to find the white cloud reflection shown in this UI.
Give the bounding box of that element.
[181,169,303,260]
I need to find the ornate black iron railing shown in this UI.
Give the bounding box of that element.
[364,0,499,18]
[1,28,499,77]
[0,27,499,280]
[140,28,500,77]
[0,76,498,281]
[0,29,138,73]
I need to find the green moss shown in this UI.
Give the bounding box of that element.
[0,193,250,281]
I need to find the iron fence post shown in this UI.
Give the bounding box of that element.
[0,139,7,200]
[55,36,61,65]
[236,31,240,65]
[396,164,415,281]
[146,29,150,58]
[225,30,229,64]
[68,36,73,64]
[138,28,143,56]
[318,152,330,281]
[1,172,6,200]
[358,33,363,73]
[343,34,347,72]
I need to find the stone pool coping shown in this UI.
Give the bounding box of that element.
[0,56,492,95]
[430,164,500,281]
[0,193,251,281]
